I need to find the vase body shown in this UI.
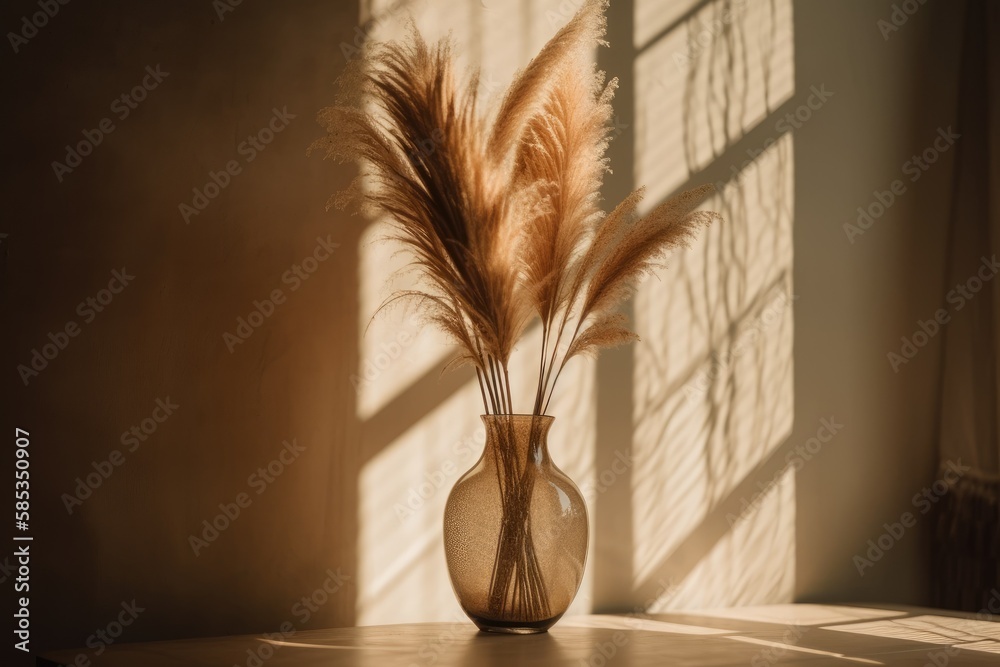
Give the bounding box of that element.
[443,415,588,633]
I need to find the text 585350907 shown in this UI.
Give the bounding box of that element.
[14,428,32,653]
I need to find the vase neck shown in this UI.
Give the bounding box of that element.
[480,414,553,465]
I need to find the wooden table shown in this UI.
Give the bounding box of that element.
[37,604,1000,666]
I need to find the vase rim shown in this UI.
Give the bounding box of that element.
[480,413,554,421]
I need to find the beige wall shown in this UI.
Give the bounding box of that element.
[4,0,363,652]
[790,0,963,605]
[0,0,965,656]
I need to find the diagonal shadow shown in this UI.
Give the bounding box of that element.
[359,358,477,465]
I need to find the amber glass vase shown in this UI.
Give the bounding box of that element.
[443,415,588,633]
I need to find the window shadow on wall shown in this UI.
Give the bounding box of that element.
[354,0,801,623]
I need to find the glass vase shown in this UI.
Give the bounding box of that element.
[443,414,588,633]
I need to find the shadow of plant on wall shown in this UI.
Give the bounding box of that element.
[351,0,801,624]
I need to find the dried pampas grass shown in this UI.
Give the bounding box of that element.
[311,0,719,416]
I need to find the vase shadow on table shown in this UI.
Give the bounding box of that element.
[457,630,569,666]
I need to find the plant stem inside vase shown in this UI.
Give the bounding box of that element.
[485,418,552,623]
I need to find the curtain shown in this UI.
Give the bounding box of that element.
[932,0,1000,613]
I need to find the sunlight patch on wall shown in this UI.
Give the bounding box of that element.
[634,0,704,49]
[635,0,794,202]
[630,121,795,598]
[357,219,460,421]
[357,384,483,625]
[627,0,795,607]
[648,465,795,610]
[364,0,476,45]
[366,0,557,111]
